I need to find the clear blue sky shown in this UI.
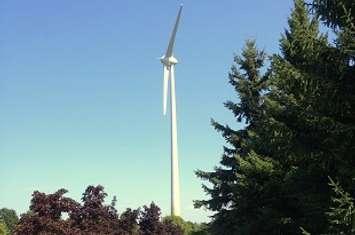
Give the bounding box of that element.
[0,0,293,222]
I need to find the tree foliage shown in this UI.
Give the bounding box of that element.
[139,202,165,235]
[15,188,80,235]
[327,178,355,234]
[162,216,209,235]
[0,219,9,235]
[0,208,18,234]
[14,186,206,235]
[310,0,355,28]
[196,0,355,234]
[119,208,140,235]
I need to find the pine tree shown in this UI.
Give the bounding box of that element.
[327,177,355,234]
[195,40,280,234]
[196,0,355,234]
[311,0,355,233]
[271,0,355,232]
[310,0,355,29]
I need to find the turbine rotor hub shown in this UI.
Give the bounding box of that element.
[161,56,178,66]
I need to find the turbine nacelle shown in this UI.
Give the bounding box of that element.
[160,56,178,66]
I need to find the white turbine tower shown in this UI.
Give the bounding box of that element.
[160,5,183,217]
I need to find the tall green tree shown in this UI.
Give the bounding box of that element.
[310,0,355,28]
[195,40,278,234]
[311,1,355,233]
[270,0,355,230]
[196,0,355,234]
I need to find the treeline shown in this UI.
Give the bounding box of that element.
[195,0,354,234]
[0,186,208,235]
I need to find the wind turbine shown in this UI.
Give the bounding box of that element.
[160,5,183,217]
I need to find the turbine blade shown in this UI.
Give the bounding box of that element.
[163,65,169,115]
[165,5,183,58]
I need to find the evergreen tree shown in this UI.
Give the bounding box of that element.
[311,1,355,233]
[310,0,355,28]
[271,0,355,231]
[195,40,278,234]
[196,0,355,234]
[327,178,355,234]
